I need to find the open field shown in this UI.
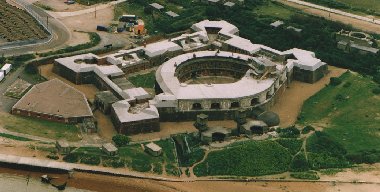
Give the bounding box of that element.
[0,112,81,141]
[299,72,380,154]
[304,0,380,17]
[0,0,48,42]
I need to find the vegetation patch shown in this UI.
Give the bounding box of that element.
[290,171,319,180]
[290,152,309,172]
[275,138,303,155]
[277,126,300,138]
[80,155,101,166]
[301,125,315,134]
[194,140,292,176]
[319,168,344,175]
[0,133,32,141]
[128,71,156,88]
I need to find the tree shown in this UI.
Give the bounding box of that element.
[0,55,5,65]
[112,134,131,147]
[144,6,153,15]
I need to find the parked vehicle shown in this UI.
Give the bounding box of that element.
[96,25,109,32]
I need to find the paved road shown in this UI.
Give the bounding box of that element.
[1,1,70,56]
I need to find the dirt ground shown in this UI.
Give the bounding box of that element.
[0,138,50,159]
[270,66,347,127]
[279,0,380,35]
[35,0,89,12]
[94,110,116,141]
[130,120,237,142]
[39,64,98,100]
[65,31,90,46]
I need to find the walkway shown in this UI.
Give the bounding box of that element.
[48,0,128,19]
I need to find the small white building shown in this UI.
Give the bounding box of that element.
[150,3,164,10]
[1,63,12,75]
[102,143,118,156]
[0,71,4,82]
[145,142,162,156]
[270,20,284,28]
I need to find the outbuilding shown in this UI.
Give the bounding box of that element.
[102,143,118,156]
[56,139,70,155]
[1,63,12,75]
[0,71,4,82]
[145,142,162,156]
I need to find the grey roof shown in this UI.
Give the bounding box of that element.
[224,2,235,7]
[112,100,159,123]
[166,11,179,17]
[150,3,164,10]
[145,142,162,152]
[103,143,118,152]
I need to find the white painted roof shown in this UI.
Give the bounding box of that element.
[145,142,162,152]
[156,51,276,100]
[270,20,284,28]
[103,143,118,152]
[125,87,151,100]
[224,36,261,54]
[0,71,4,79]
[224,2,235,7]
[166,11,179,17]
[283,48,325,71]
[112,100,159,123]
[144,40,182,57]
[150,3,164,9]
[1,63,12,71]
[191,20,239,35]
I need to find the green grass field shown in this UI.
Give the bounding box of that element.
[255,2,295,20]
[128,71,156,88]
[335,0,380,11]
[0,114,81,141]
[299,72,380,154]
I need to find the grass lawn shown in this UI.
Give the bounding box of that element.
[194,140,292,177]
[128,71,156,88]
[0,114,81,141]
[335,0,380,12]
[0,133,32,141]
[298,71,380,154]
[255,2,295,20]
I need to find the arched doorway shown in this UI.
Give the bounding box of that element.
[251,98,259,106]
[230,101,240,109]
[211,103,221,109]
[192,103,202,110]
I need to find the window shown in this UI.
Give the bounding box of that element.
[211,103,221,109]
[230,101,240,109]
[192,103,202,110]
[251,98,259,106]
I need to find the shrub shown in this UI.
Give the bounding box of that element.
[80,155,101,165]
[25,63,38,74]
[63,153,80,163]
[152,162,163,174]
[329,77,342,86]
[290,171,319,180]
[302,125,315,134]
[102,158,125,168]
[131,159,152,172]
[277,126,300,138]
[166,163,181,176]
[372,87,380,95]
[276,138,303,155]
[343,82,352,88]
[46,153,59,160]
[290,152,309,172]
[112,134,131,147]
[346,149,380,164]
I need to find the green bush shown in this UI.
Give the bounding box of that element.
[277,126,300,138]
[308,152,349,169]
[152,162,163,174]
[329,77,342,86]
[194,140,292,176]
[343,82,352,88]
[166,163,181,176]
[290,152,309,172]
[372,87,380,95]
[46,153,59,160]
[346,149,380,164]
[63,153,80,163]
[80,155,101,165]
[112,134,130,147]
[290,171,319,180]
[131,159,152,172]
[275,138,303,155]
[301,126,315,134]
[102,158,125,168]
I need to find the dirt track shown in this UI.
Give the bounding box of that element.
[279,0,380,34]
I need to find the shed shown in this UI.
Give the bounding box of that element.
[286,26,302,33]
[270,20,284,28]
[224,2,235,7]
[165,11,179,18]
[56,139,70,155]
[0,71,4,82]
[150,3,164,10]
[241,120,268,136]
[1,63,12,75]
[145,142,162,156]
[102,143,118,156]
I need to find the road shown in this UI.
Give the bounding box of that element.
[1,0,70,56]
[279,0,380,34]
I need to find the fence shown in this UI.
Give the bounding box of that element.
[0,0,53,50]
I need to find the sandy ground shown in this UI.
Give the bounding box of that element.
[60,7,113,32]
[0,138,50,159]
[131,120,237,142]
[39,64,98,100]
[35,0,89,12]
[279,0,380,35]
[65,31,90,46]
[270,66,347,127]
[94,110,116,141]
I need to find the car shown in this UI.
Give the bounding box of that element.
[65,0,75,5]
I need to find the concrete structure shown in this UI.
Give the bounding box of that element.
[336,30,379,54]
[52,20,327,133]
[145,142,162,156]
[12,79,93,124]
[241,120,268,136]
[56,139,70,155]
[201,126,232,144]
[0,71,4,82]
[94,91,120,114]
[102,143,118,156]
[166,11,179,18]
[270,20,284,28]
[1,63,12,75]
[150,3,164,10]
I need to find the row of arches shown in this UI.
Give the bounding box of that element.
[192,98,261,110]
